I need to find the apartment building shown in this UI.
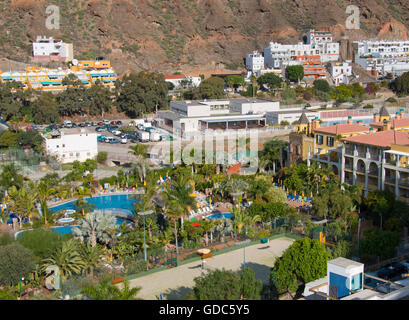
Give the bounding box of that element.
[328,61,353,85]
[0,61,117,91]
[32,36,73,62]
[264,30,339,70]
[354,40,409,78]
[292,107,409,200]
[245,52,265,74]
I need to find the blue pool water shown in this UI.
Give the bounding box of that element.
[207,212,234,220]
[49,194,138,226]
[50,225,79,235]
[50,194,138,216]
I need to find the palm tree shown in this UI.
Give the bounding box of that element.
[42,239,86,279]
[259,139,288,173]
[81,277,142,300]
[72,211,117,247]
[165,199,184,255]
[200,219,215,246]
[78,243,105,278]
[36,181,56,226]
[162,175,196,229]
[7,184,37,227]
[129,144,149,184]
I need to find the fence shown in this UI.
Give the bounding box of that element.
[61,225,306,297]
[0,147,61,175]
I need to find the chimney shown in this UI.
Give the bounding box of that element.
[374,113,380,123]
[314,117,320,129]
[396,112,401,120]
[347,116,353,125]
[400,108,405,119]
[384,120,391,131]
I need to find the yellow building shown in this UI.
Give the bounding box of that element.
[0,61,117,91]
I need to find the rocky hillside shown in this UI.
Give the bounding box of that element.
[1,0,409,76]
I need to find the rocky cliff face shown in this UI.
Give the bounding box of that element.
[1,0,409,75]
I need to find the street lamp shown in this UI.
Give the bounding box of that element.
[231,192,244,244]
[139,210,154,262]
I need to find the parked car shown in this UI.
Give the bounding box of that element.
[109,138,120,144]
[110,121,118,125]
[97,134,107,142]
[85,122,92,127]
[103,120,111,125]
[71,123,78,128]
[95,127,105,132]
[79,123,86,127]
[97,121,104,126]
[92,121,98,126]
[64,123,73,128]
[113,130,122,136]
[121,138,128,144]
[116,120,123,126]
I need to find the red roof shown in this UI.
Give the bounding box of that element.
[314,123,370,135]
[319,110,367,119]
[164,74,186,80]
[391,118,409,129]
[342,130,409,148]
[227,164,242,176]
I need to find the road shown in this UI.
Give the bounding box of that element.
[127,238,294,300]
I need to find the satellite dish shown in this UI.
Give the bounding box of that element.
[72,59,78,66]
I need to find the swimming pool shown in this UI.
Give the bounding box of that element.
[51,225,79,236]
[50,194,138,216]
[49,194,139,226]
[207,212,234,220]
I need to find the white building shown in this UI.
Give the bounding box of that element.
[266,109,319,125]
[354,40,409,77]
[329,61,353,85]
[32,36,73,62]
[306,30,340,63]
[44,129,98,164]
[245,52,265,74]
[157,98,279,135]
[264,30,339,69]
[164,74,201,89]
[303,257,409,300]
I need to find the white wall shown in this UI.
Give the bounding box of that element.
[45,132,98,164]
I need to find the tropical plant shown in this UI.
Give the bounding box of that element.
[42,239,85,279]
[81,277,142,300]
[78,243,105,277]
[72,211,117,247]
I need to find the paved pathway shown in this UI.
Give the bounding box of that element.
[128,238,294,300]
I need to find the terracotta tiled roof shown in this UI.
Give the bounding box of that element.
[342,130,409,148]
[391,118,409,128]
[370,122,384,127]
[314,123,370,135]
[164,74,186,80]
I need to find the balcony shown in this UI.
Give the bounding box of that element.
[399,180,409,188]
[385,177,395,184]
[345,148,354,156]
[345,162,353,170]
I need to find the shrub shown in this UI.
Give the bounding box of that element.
[0,243,35,286]
[17,229,70,259]
[363,104,374,109]
[97,152,108,164]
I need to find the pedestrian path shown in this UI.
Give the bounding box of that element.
[127,238,294,300]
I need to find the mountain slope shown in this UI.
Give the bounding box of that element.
[1,0,409,75]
